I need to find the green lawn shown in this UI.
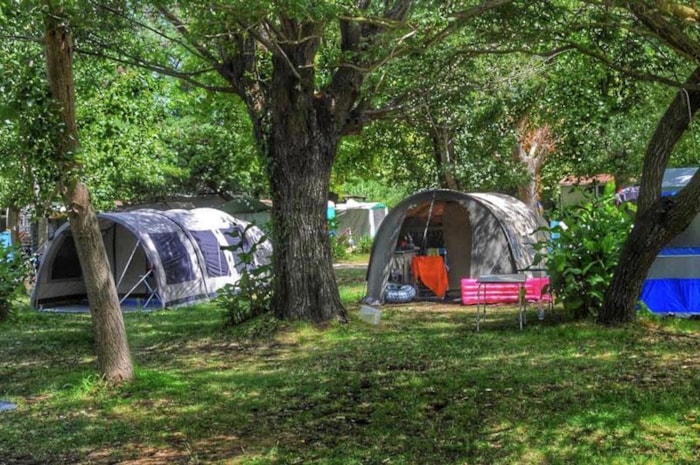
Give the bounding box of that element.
[1,269,699,464]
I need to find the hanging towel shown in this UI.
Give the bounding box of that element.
[411,255,448,298]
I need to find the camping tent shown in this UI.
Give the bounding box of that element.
[364,190,547,302]
[640,167,700,315]
[333,199,388,239]
[31,208,272,311]
[218,195,271,225]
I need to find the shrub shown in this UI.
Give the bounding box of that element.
[534,188,634,319]
[330,234,349,260]
[356,235,373,254]
[0,242,31,322]
[216,225,273,327]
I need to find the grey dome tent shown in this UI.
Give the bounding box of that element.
[365,190,547,302]
[31,208,272,311]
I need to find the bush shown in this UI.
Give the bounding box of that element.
[216,225,273,327]
[534,189,634,320]
[0,242,31,322]
[356,235,373,254]
[330,234,349,260]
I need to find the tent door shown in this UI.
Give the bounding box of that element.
[442,202,472,291]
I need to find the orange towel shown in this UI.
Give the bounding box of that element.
[411,256,448,298]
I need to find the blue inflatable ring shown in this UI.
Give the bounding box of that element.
[384,283,417,303]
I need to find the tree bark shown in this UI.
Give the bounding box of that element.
[264,23,347,322]
[599,65,700,325]
[429,125,460,190]
[6,207,20,245]
[45,5,134,382]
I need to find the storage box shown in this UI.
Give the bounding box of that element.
[359,305,382,325]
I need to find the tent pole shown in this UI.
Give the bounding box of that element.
[421,192,436,252]
[116,240,140,289]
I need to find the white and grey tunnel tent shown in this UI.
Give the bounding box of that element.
[365,190,548,302]
[31,208,272,310]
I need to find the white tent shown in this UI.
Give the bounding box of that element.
[31,208,272,311]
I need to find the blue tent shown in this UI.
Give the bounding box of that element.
[640,167,700,315]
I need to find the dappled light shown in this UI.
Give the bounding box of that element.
[1,290,698,463]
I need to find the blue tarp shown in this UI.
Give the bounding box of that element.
[641,278,700,314]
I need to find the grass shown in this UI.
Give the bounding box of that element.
[1,269,699,464]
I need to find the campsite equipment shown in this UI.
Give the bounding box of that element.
[640,167,700,315]
[365,190,547,303]
[31,208,272,311]
[359,305,381,325]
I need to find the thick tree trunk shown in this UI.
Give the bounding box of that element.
[268,144,346,322]
[45,6,134,382]
[599,65,700,325]
[265,31,347,323]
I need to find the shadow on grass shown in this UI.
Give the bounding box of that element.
[1,301,699,464]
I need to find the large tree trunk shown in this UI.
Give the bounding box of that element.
[268,138,346,322]
[264,23,347,323]
[45,5,134,382]
[599,65,700,325]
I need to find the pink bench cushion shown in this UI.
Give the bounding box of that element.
[461,277,552,305]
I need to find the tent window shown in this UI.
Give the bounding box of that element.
[191,230,229,277]
[149,232,196,284]
[51,236,82,280]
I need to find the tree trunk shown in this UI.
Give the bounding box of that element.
[429,126,459,190]
[264,30,347,323]
[45,5,134,382]
[6,207,20,245]
[268,141,346,322]
[514,143,541,210]
[599,65,700,325]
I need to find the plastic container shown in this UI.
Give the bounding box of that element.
[359,305,381,325]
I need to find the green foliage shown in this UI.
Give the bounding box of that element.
[355,234,373,254]
[0,38,65,212]
[216,225,272,327]
[0,243,30,321]
[535,189,634,319]
[76,64,186,208]
[330,234,349,261]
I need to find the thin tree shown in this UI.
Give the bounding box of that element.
[44,1,133,381]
